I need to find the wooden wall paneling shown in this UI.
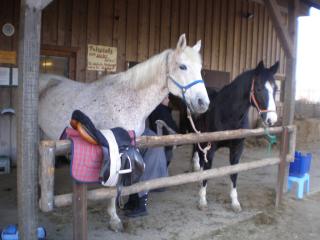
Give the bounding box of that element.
[99,0,114,47]
[0,1,14,49]
[266,18,273,67]
[154,0,161,56]
[179,0,189,43]
[12,0,20,53]
[98,0,114,75]
[170,0,180,48]
[245,1,254,69]
[211,0,221,70]
[218,0,227,71]
[203,0,213,70]
[160,0,171,51]
[225,0,235,75]
[231,0,241,79]
[57,0,72,46]
[138,0,150,61]
[196,0,205,57]
[188,0,197,45]
[262,6,269,63]
[42,0,58,45]
[251,2,259,67]
[71,0,88,82]
[86,0,99,82]
[276,37,280,67]
[257,3,264,64]
[239,0,248,73]
[271,27,277,65]
[126,0,139,61]
[148,0,159,57]
[113,0,127,71]
[279,11,287,73]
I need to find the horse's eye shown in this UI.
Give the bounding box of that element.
[179,64,187,70]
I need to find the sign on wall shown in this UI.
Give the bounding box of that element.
[87,44,117,72]
[0,50,16,65]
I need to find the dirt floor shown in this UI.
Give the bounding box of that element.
[1,138,320,240]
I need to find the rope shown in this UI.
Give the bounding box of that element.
[186,108,211,163]
[264,127,277,154]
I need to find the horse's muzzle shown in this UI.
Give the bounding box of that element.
[190,96,210,114]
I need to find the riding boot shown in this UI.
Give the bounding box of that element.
[125,194,148,218]
[123,193,139,211]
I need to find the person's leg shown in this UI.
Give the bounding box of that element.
[123,193,139,211]
[125,192,148,217]
[125,129,168,217]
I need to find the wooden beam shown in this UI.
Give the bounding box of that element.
[282,0,299,126]
[250,0,288,13]
[53,157,282,208]
[49,126,294,155]
[17,1,42,239]
[39,141,56,212]
[263,0,294,59]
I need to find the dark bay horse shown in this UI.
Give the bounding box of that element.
[192,61,279,212]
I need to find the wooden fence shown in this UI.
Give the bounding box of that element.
[39,125,296,239]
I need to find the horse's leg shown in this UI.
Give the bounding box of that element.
[191,145,201,172]
[198,148,215,211]
[107,197,123,232]
[229,140,244,212]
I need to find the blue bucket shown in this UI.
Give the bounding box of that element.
[289,151,312,177]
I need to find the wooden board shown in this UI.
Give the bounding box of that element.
[0,51,16,65]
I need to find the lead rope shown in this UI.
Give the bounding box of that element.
[165,51,210,161]
[186,108,211,163]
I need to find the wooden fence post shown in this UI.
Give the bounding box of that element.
[73,181,88,240]
[276,127,289,207]
[39,141,56,212]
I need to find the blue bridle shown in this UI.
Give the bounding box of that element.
[168,75,204,102]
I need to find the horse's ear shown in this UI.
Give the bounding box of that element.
[193,40,201,52]
[176,34,187,51]
[255,60,264,74]
[269,61,279,75]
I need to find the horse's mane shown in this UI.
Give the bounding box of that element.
[218,69,254,98]
[97,49,172,89]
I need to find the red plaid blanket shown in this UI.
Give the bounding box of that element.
[66,128,102,183]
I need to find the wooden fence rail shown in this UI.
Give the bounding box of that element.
[39,125,296,212]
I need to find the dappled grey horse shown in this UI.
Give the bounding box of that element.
[38,34,210,231]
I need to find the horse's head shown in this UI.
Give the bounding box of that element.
[166,34,210,114]
[251,61,279,126]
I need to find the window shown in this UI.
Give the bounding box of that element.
[40,45,77,80]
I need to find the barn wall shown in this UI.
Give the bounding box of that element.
[59,0,286,81]
[0,0,292,163]
[1,0,288,81]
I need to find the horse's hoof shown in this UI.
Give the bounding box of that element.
[231,202,242,213]
[109,219,124,232]
[198,201,208,211]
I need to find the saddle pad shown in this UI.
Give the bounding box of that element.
[66,128,102,183]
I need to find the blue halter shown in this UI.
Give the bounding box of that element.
[168,75,204,102]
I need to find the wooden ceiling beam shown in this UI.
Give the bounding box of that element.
[263,0,295,59]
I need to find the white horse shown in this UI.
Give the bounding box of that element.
[39,34,210,231]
